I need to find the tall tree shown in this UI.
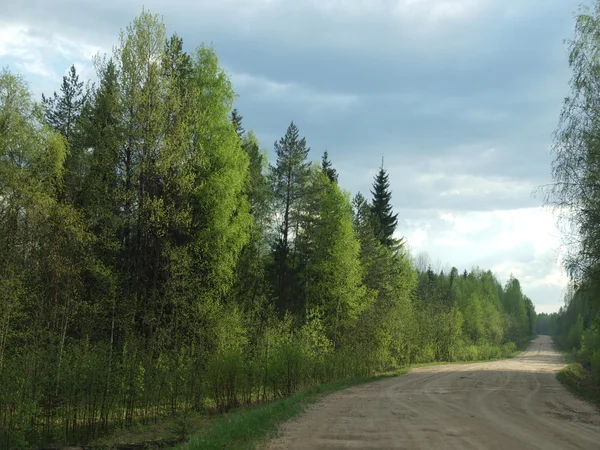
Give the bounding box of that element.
[229,117,272,312]
[42,65,85,142]
[42,64,89,204]
[297,170,369,343]
[351,191,415,365]
[79,57,124,346]
[112,9,169,339]
[269,121,311,314]
[352,192,390,293]
[370,163,399,248]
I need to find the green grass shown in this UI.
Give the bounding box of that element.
[176,371,407,450]
[557,362,600,407]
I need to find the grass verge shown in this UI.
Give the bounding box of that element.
[176,371,407,450]
[557,363,600,407]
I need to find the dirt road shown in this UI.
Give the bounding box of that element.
[267,336,600,449]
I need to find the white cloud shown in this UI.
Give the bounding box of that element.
[406,227,428,249]
[0,24,55,78]
[0,21,103,83]
[439,211,492,234]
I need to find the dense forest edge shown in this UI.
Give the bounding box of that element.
[535,2,600,410]
[1,10,538,450]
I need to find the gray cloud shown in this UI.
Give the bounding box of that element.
[0,0,583,311]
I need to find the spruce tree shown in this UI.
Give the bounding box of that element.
[370,163,399,248]
[321,150,338,183]
[231,108,245,139]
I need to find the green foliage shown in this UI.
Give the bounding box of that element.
[537,6,600,408]
[569,314,585,350]
[297,170,370,343]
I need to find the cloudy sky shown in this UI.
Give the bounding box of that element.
[1,0,585,313]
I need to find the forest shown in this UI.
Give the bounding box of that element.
[0,11,536,449]
[539,2,600,392]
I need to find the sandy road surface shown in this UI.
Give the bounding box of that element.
[267,336,600,450]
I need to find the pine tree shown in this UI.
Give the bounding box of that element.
[42,65,89,204]
[270,121,311,314]
[321,150,338,183]
[42,65,85,142]
[370,162,399,248]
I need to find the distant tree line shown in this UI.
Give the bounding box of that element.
[0,10,536,449]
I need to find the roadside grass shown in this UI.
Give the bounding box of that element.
[557,363,600,408]
[176,371,407,450]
